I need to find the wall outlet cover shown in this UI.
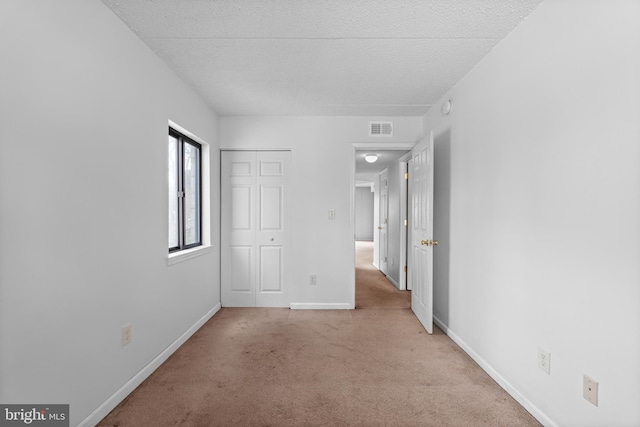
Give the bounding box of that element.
[583,375,598,406]
[537,348,550,374]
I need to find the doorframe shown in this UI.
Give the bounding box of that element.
[350,142,416,308]
[398,151,413,290]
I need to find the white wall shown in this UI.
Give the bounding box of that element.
[0,1,220,425]
[425,1,640,426]
[385,158,405,287]
[220,117,422,307]
[354,187,374,241]
[433,129,451,324]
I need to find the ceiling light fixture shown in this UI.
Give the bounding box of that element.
[365,154,378,163]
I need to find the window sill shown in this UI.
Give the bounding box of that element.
[167,245,213,266]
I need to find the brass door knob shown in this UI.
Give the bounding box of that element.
[378,226,382,230]
[430,240,439,246]
[420,240,430,246]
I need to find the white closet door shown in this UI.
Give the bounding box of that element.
[221,151,291,307]
[221,151,257,307]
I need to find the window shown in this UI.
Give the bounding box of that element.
[168,128,202,252]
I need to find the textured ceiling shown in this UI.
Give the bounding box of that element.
[102,0,543,116]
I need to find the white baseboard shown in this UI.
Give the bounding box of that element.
[386,275,400,290]
[79,303,221,427]
[432,315,556,427]
[290,303,352,310]
[433,314,449,334]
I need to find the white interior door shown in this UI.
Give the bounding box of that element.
[379,170,389,274]
[255,151,290,307]
[221,151,255,307]
[409,131,434,334]
[221,151,291,307]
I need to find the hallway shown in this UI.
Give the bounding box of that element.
[354,241,411,310]
[98,242,540,426]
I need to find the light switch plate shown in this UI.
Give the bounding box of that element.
[122,324,132,346]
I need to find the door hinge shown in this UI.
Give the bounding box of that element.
[404,172,409,180]
[404,219,408,226]
[404,265,407,273]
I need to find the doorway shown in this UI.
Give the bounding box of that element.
[351,143,414,307]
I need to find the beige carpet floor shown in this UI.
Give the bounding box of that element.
[98,241,541,426]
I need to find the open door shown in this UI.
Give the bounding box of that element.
[409,131,435,333]
[378,169,389,275]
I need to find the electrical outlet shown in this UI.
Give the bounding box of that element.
[309,274,317,285]
[538,348,550,374]
[328,209,336,220]
[122,324,132,346]
[583,375,598,406]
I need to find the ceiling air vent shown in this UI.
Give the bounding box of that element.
[369,121,393,137]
